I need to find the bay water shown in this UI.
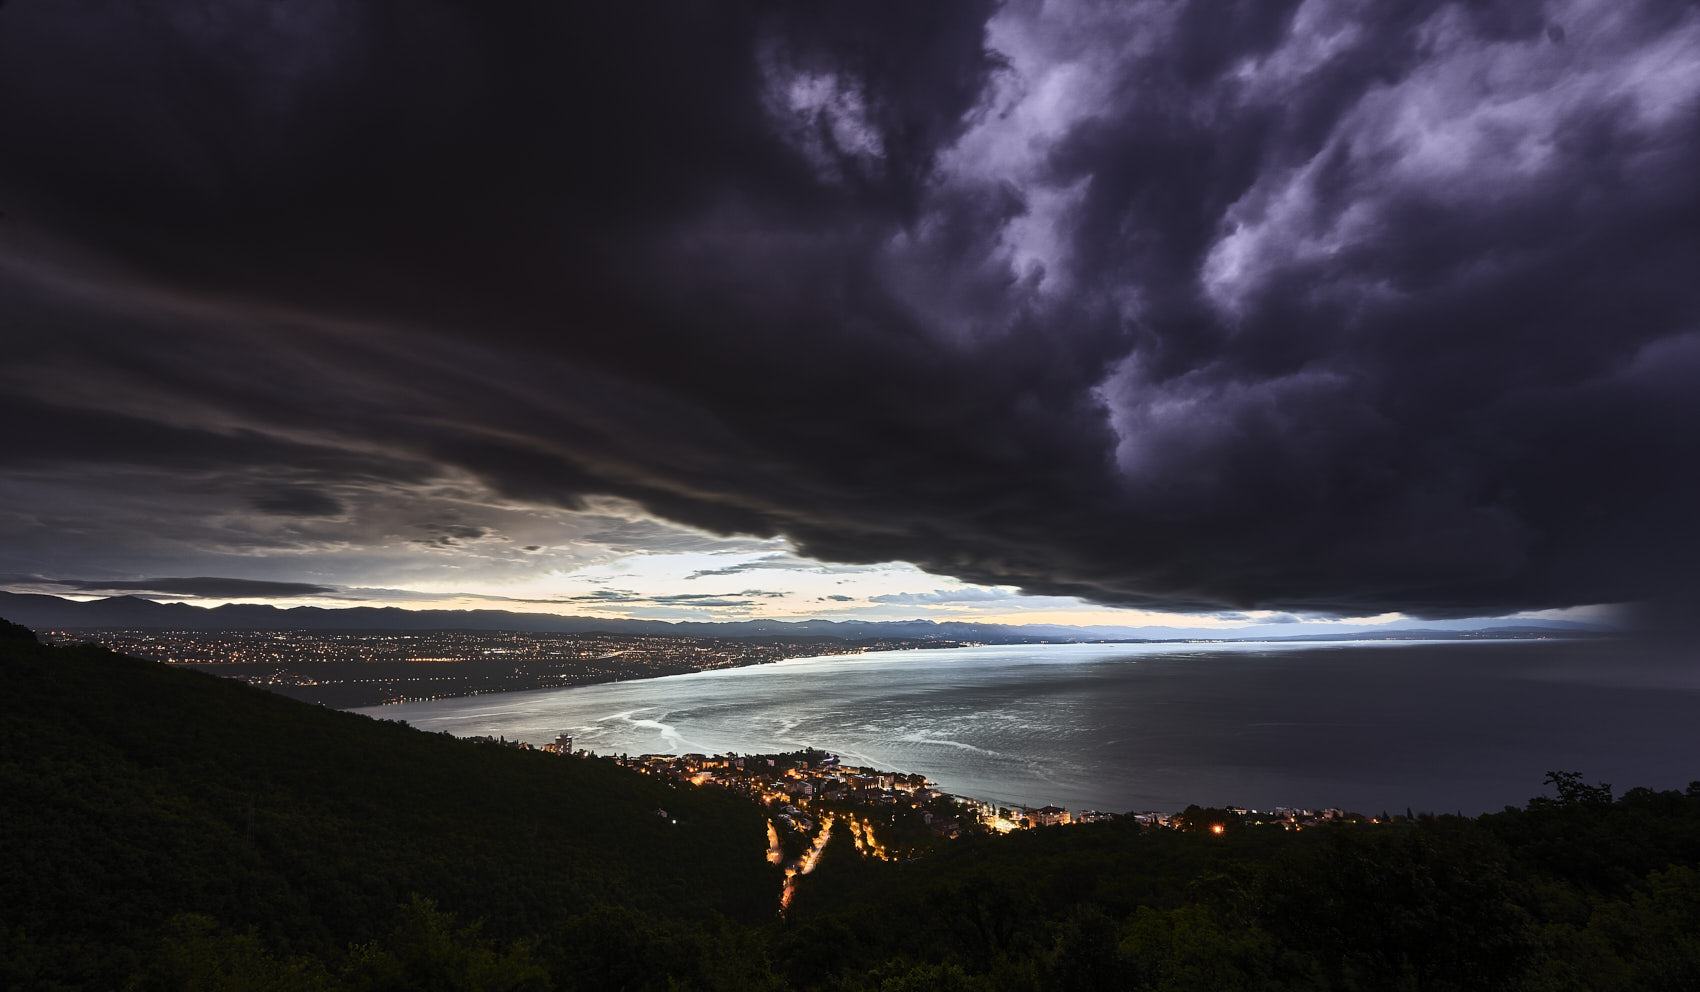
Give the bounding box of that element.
[356,638,1700,816]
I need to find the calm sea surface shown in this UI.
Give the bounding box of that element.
[356,638,1700,816]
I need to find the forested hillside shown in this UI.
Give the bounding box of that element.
[780,782,1700,990]
[0,625,777,990]
[5,622,1700,991]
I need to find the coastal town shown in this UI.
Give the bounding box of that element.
[39,628,973,708]
[607,744,1359,836]
[470,733,1366,910]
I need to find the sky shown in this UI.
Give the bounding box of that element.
[0,0,1695,631]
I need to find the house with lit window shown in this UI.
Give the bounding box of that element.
[1031,805,1070,826]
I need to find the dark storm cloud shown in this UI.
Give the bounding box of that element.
[249,486,345,518]
[49,577,335,599]
[578,519,777,555]
[1,0,1696,618]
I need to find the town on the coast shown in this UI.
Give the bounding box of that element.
[467,732,1365,908]
[39,627,975,708]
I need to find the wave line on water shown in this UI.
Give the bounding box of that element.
[898,733,1002,757]
[600,708,704,752]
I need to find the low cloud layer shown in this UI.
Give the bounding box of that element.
[1,0,1696,618]
[45,577,337,599]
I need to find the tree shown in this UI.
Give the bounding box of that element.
[1174,805,1240,835]
[1543,771,1614,808]
[343,896,549,992]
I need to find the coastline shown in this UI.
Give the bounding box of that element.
[347,638,1663,817]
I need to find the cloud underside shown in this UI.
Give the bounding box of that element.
[1,0,1697,618]
[8,575,797,610]
[564,588,788,610]
[45,577,337,599]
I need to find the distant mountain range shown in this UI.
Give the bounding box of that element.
[0,591,1613,642]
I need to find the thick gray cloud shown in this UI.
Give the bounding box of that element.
[0,0,1696,618]
[249,486,346,518]
[47,577,336,599]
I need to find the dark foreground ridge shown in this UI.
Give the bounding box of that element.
[4,621,1700,991]
[0,625,777,990]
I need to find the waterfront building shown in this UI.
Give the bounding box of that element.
[1032,805,1071,827]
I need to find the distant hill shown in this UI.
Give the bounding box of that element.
[0,590,1612,641]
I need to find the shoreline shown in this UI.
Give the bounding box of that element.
[353,632,1547,712]
[353,637,1675,818]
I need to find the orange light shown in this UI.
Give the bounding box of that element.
[1211,823,1225,835]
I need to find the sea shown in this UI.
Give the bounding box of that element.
[355,638,1700,817]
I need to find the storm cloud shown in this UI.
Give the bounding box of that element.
[47,577,337,599]
[0,0,1695,617]
[249,485,346,518]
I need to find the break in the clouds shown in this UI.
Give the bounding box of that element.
[0,0,1696,619]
